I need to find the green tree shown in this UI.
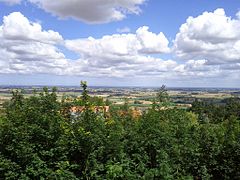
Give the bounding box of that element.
[81,81,89,106]
[155,85,171,109]
[0,88,77,179]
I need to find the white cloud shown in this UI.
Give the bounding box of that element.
[64,25,229,79]
[136,26,170,54]
[1,12,63,44]
[172,8,240,85]
[0,12,67,75]
[174,8,240,64]
[0,0,21,5]
[0,12,174,78]
[63,55,178,78]
[28,0,146,23]
[174,59,220,77]
[65,26,170,57]
[0,11,239,85]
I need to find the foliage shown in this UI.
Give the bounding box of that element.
[0,84,239,179]
[70,81,106,107]
[190,97,240,123]
[155,85,171,108]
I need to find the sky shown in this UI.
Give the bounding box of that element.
[0,0,240,87]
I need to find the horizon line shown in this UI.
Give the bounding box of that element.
[0,84,240,89]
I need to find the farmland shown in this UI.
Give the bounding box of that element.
[1,86,239,111]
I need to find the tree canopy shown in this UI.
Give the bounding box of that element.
[0,84,239,179]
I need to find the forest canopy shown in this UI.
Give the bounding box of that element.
[0,83,239,179]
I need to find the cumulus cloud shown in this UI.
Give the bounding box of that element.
[1,12,63,44]
[65,26,170,57]
[0,12,67,75]
[173,59,221,77]
[64,25,227,79]
[0,12,174,78]
[174,8,240,65]
[63,55,178,78]
[0,12,181,79]
[28,0,146,23]
[136,26,170,54]
[0,11,239,84]
[0,0,21,5]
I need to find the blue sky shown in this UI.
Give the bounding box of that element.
[0,0,240,87]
